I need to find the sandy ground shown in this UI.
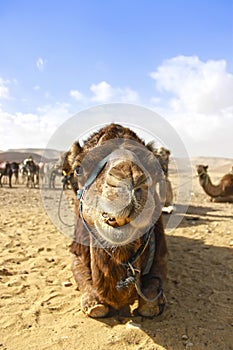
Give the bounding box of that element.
[0,162,233,350]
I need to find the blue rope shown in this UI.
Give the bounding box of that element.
[77,154,111,200]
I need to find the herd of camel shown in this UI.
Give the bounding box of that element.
[0,158,62,189]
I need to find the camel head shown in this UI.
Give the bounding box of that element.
[58,142,82,175]
[155,147,170,159]
[65,137,162,246]
[153,147,171,177]
[196,165,209,177]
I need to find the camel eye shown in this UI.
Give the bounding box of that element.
[75,166,83,177]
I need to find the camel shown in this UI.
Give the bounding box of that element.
[0,162,12,188]
[24,159,39,188]
[43,158,70,189]
[153,147,174,210]
[64,123,168,318]
[11,162,19,184]
[196,165,233,202]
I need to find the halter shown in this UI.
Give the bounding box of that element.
[76,153,166,313]
[77,154,111,200]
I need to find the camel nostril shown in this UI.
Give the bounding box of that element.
[133,187,142,199]
[134,188,142,194]
[108,217,116,222]
[107,218,118,227]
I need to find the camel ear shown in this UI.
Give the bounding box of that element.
[204,165,208,171]
[146,141,155,152]
[62,141,82,176]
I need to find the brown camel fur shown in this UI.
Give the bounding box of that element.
[64,123,168,318]
[196,164,233,202]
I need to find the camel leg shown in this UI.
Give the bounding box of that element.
[9,174,12,188]
[212,196,233,203]
[71,251,109,317]
[70,234,109,318]
[158,179,166,205]
[165,178,173,207]
[137,217,167,317]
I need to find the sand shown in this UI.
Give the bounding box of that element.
[0,160,233,350]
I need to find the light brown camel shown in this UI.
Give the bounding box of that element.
[63,123,168,318]
[150,146,173,212]
[196,164,233,202]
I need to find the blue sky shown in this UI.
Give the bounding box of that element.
[0,0,233,157]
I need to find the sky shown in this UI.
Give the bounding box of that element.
[0,0,233,158]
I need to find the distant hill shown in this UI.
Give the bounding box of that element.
[164,156,233,176]
[7,148,62,159]
[0,148,63,163]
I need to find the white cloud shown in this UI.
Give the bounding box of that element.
[150,56,233,157]
[1,59,232,158]
[0,78,140,151]
[0,78,9,99]
[36,57,45,71]
[151,55,233,114]
[70,89,85,101]
[90,80,139,103]
[90,81,113,102]
[0,103,72,151]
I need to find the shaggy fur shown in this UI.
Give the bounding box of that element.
[66,123,168,317]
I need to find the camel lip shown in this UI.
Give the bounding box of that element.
[94,219,140,246]
[101,212,130,227]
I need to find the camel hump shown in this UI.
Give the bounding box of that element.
[222,173,233,184]
[221,174,233,195]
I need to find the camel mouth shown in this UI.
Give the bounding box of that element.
[81,188,159,246]
[197,170,207,178]
[92,201,158,246]
[102,212,131,228]
[94,218,144,246]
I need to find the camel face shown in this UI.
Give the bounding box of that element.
[154,147,170,176]
[77,146,160,246]
[196,164,208,176]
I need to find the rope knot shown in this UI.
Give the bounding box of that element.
[116,275,136,290]
[116,263,139,290]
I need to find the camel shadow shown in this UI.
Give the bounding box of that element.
[162,203,233,229]
[95,234,233,349]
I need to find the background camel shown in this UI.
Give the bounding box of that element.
[0,162,12,188]
[24,159,39,188]
[153,146,174,210]
[196,164,233,202]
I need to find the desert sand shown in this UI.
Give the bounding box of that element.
[0,158,233,350]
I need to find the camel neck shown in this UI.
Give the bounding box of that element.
[199,173,222,197]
